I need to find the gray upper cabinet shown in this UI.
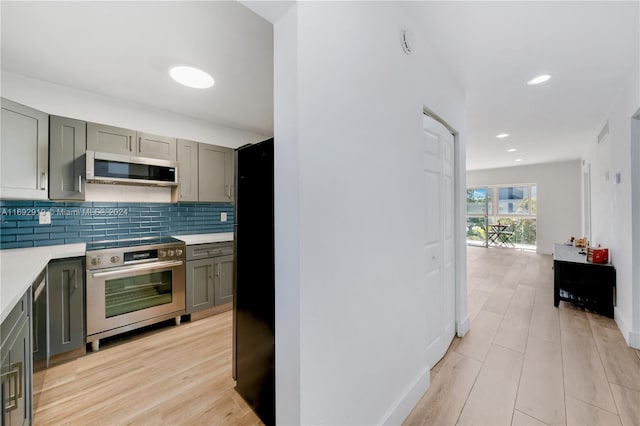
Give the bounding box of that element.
[198,144,234,202]
[137,132,177,161]
[87,122,136,156]
[177,139,199,201]
[1,98,49,200]
[47,259,84,357]
[87,123,177,161]
[49,116,86,200]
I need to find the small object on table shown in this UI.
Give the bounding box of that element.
[575,237,587,248]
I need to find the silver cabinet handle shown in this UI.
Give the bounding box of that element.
[227,184,231,198]
[78,175,82,193]
[128,135,132,151]
[2,361,23,412]
[40,172,47,190]
[91,260,184,278]
[138,136,141,154]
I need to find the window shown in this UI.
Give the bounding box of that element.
[466,184,537,248]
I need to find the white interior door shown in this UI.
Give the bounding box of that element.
[422,114,456,368]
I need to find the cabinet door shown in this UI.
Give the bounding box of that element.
[1,316,31,426]
[137,132,177,161]
[185,259,215,314]
[47,259,84,357]
[214,255,234,306]
[49,116,86,200]
[87,122,136,155]
[1,98,49,200]
[177,139,199,201]
[198,144,234,202]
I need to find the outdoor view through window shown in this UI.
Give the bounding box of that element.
[466,185,537,249]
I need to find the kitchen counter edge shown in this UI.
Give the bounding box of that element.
[1,243,86,323]
[0,232,233,322]
[172,232,234,245]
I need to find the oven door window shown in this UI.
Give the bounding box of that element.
[105,270,173,318]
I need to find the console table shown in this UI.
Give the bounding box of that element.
[553,243,616,318]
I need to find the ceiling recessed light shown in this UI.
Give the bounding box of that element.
[508,148,517,152]
[527,74,551,85]
[515,158,523,162]
[169,66,214,89]
[496,133,509,139]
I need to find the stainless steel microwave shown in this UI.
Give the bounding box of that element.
[86,151,179,187]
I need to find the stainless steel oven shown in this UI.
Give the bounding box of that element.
[85,237,185,351]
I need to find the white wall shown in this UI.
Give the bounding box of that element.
[582,62,640,348]
[467,160,582,255]
[1,71,269,148]
[273,2,466,424]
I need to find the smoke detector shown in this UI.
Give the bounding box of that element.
[401,29,414,55]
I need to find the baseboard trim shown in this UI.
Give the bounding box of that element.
[379,365,430,425]
[457,315,470,337]
[189,303,232,321]
[629,330,640,349]
[614,308,640,349]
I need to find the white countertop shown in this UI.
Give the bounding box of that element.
[172,232,234,245]
[1,243,86,323]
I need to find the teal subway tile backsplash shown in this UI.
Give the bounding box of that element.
[0,200,233,249]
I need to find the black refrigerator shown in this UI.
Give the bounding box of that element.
[233,138,275,426]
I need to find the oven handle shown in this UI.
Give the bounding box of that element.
[90,260,184,278]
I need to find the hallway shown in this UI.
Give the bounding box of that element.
[405,246,640,426]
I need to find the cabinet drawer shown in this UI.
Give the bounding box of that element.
[187,242,233,261]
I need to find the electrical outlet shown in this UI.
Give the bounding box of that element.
[220,212,227,222]
[39,211,51,225]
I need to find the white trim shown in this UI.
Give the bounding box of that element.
[629,330,640,349]
[423,106,468,350]
[379,365,431,425]
[631,109,640,348]
[614,307,640,349]
[457,314,470,337]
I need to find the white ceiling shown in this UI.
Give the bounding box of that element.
[402,1,639,170]
[2,2,638,170]
[1,1,274,136]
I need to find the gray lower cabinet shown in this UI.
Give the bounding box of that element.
[87,122,136,156]
[1,292,32,426]
[49,116,86,200]
[185,242,233,314]
[198,144,234,202]
[186,258,215,313]
[47,258,84,357]
[1,98,48,200]
[177,139,199,201]
[214,255,233,305]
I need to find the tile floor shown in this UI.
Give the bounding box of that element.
[404,246,640,426]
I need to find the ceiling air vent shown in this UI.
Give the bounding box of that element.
[598,121,609,144]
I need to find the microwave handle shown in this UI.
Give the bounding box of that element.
[91,260,183,278]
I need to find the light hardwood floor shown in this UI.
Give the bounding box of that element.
[35,247,639,425]
[405,246,640,426]
[33,311,261,425]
